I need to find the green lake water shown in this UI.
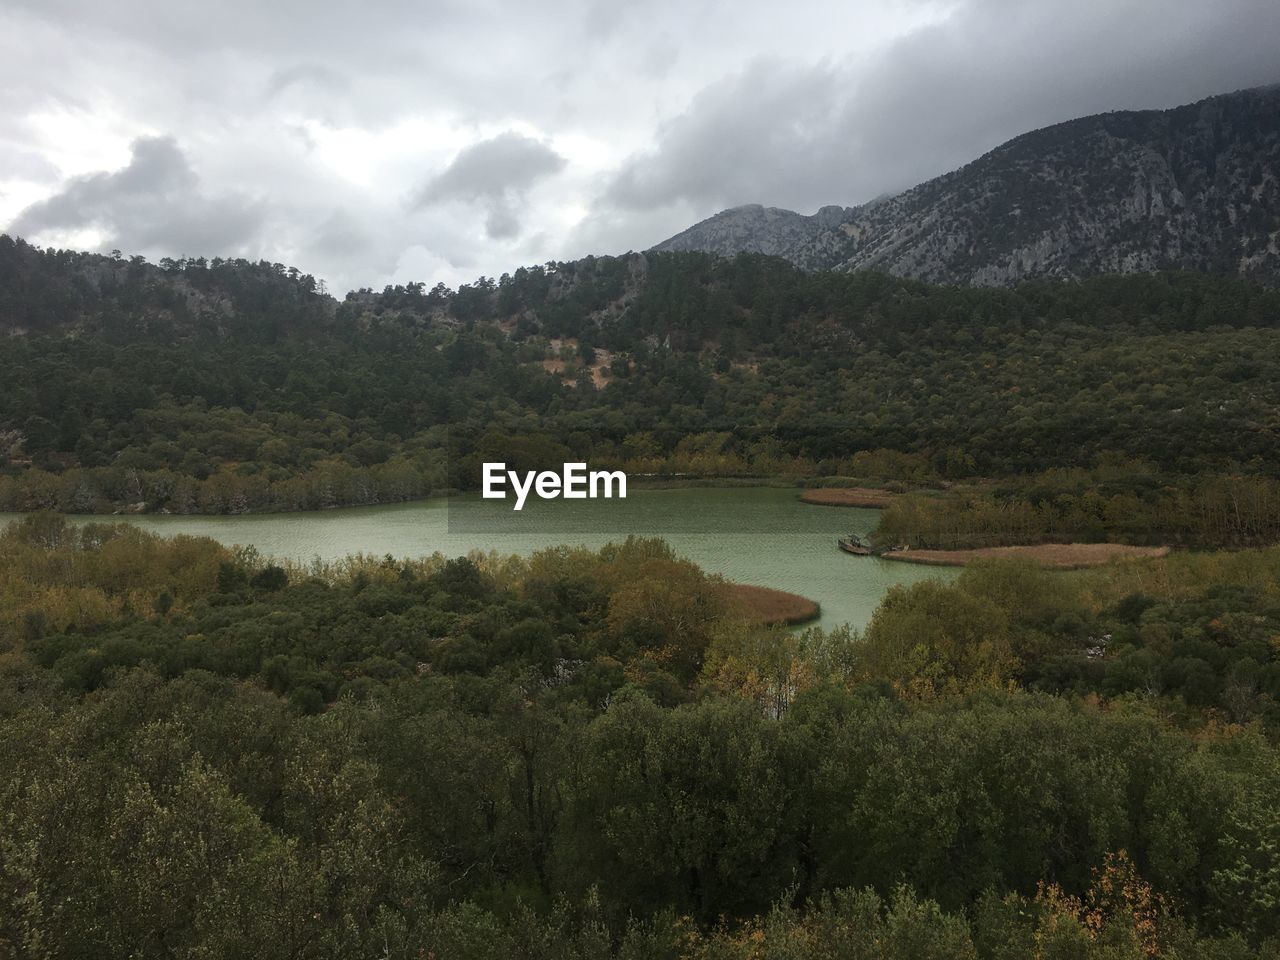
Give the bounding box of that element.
[6,487,955,630]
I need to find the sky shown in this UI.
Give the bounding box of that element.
[1,0,1277,294]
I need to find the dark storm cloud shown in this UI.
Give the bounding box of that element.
[596,0,1280,230]
[604,60,845,213]
[11,135,263,255]
[413,132,567,240]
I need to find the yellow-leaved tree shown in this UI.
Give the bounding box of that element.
[860,580,1018,696]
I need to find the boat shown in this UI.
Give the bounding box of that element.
[838,533,873,555]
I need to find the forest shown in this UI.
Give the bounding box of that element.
[4,237,1280,957]
[3,236,1280,550]
[2,515,1280,957]
[872,463,1280,551]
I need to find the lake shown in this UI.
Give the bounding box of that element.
[6,487,954,630]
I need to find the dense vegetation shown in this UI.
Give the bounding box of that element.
[874,462,1280,551]
[5,236,1280,954]
[3,237,1280,543]
[2,516,1280,957]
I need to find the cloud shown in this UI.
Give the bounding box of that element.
[1,0,1278,289]
[10,135,264,255]
[265,63,350,101]
[590,0,1280,246]
[604,60,846,214]
[0,143,60,181]
[412,132,567,240]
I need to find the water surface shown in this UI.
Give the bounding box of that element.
[7,488,954,630]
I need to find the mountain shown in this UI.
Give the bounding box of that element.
[650,203,858,268]
[653,86,1280,285]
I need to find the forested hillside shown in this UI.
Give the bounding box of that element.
[3,239,1280,536]
[2,516,1279,956]
[0,233,333,339]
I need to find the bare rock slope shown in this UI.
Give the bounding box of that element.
[653,86,1280,285]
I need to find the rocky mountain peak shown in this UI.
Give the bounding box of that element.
[652,85,1280,285]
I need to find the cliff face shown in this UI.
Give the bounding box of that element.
[653,86,1280,285]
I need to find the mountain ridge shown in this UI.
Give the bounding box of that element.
[653,85,1280,285]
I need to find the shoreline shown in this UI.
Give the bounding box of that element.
[724,583,821,626]
[5,475,824,518]
[880,542,1172,569]
[798,487,896,509]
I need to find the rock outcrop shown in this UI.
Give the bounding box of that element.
[653,86,1280,286]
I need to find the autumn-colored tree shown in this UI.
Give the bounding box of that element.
[859,580,1017,695]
